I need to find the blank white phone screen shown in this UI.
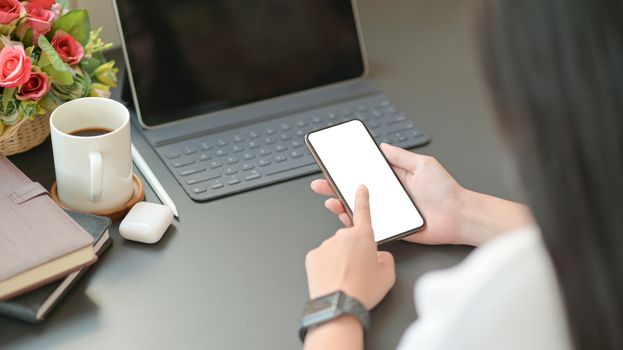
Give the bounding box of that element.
[307,120,424,242]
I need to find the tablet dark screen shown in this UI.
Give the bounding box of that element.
[115,0,365,127]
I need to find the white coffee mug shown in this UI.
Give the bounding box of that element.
[50,97,133,213]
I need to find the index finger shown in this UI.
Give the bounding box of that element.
[353,185,372,229]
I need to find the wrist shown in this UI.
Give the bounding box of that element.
[458,189,534,246]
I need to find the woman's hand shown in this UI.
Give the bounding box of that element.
[305,185,395,310]
[311,143,534,246]
[312,143,466,245]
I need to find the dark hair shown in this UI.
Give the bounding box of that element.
[476,1,623,349]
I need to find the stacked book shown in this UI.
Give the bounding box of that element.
[0,155,112,323]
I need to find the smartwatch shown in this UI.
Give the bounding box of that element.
[299,291,370,342]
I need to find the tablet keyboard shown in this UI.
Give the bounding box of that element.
[156,94,429,201]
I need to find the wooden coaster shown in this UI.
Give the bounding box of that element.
[50,174,145,221]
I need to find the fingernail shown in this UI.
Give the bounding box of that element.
[357,185,366,192]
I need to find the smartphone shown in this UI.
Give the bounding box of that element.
[305,119,425,243]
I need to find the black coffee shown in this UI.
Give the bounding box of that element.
[69,127,113,137]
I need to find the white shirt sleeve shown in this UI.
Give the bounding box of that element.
[396,227,572,350]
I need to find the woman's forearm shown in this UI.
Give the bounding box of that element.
[458,189,535,246]
[304,316,364,350]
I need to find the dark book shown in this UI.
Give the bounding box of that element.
[0,210,112,323]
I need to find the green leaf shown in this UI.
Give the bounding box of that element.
[38,35,73,86]
[80,56,101,75]
[22,28,33,48]
[51,9,91,46]
[2,88,15,111]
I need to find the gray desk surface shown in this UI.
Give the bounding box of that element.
[0,1,523,349]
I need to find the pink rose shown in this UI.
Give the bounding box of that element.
[51,30,84,65]
[0,0,23,24]
[28,0,55,10]
[25,2,56,36]
[16,72,49,101]
[0,45,31,88]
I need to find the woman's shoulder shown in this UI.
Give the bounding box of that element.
[397,227,572,350]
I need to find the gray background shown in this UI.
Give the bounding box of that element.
[0,0,524,349]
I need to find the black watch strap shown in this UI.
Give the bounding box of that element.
[299,291,370,342]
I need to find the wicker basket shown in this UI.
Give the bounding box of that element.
[0,113,51,156]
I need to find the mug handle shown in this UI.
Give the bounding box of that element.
[89,152,103,202]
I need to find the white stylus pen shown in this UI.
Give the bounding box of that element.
[131,143,179,218]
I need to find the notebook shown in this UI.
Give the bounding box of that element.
[0,210,112,322]
[0,155,96,301]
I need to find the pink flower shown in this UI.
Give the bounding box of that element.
[27,0,55,10]
[0,0,23,24]
[0,45,31,88]
[16,72,49,101]
[25,2,56,36]
[51,30,84,65]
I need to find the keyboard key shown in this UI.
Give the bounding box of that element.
[191,185,206,194]
[183,146,196,155]
[381,138,394,145]
[215,149,227,157]
[291,150,303,158]
[226,156,239,164]
[259,159,271,167]
[248,141,259,148]
[210,182,224,190]
[275,144,287,152]
[172,159,195,168]
[209,160,222,169]
[275,154,287,163]
[225,167,238,175]
[217,138,229,147]
[233,135,245,143]
[312,116,323,123]
[243,153,255,160]
[280,123,291,131]
[186,171,221,185]
[372,110,383,118]
[295,130,305,137]
[397,134,409,142]
[165,151,180,159]
[291,140,303,148]
[241,162,254,171]
[259,148,272,156]
[201,142,212,150]
[297,120,308,127]
[380,100,391,107]
[244,170,261,181]
[264,157,315,176]
[199,153,211,161]
[280,134,292,141]
[232,145,244,153]
[227,176,241,185]
[265,127,276,135]
[387,106,398,114]
[387,114,407,125]
[328,112,338,120]
[249,130,260,139]
[264,137,276,145]
[179,167,206,176]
